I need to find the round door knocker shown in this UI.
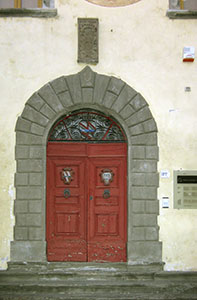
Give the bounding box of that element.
[64,189,70,199]
[103,189,110,199]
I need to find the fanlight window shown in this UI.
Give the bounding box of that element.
[48,110,126,142]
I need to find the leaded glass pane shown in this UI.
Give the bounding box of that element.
[48,111,126,142]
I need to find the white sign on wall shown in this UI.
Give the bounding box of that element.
[162,197,170,208]
[160,170,170,179]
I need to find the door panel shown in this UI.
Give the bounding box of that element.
[87,143,126,157]
[47,143,87,157]
[47,156,87,261]
[88,156,127,262]
[47,143,127,262]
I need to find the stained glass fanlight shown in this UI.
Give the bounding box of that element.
[48,110,126,142]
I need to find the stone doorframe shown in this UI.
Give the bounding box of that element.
[11,66,162,266]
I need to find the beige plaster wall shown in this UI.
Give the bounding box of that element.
[0,0,197,270]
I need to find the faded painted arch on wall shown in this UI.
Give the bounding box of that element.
[85,0,141,7]
[12,66,162,265]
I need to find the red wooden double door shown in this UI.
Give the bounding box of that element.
[46,143,127,262]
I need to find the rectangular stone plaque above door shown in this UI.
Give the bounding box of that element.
[78,18,99,64]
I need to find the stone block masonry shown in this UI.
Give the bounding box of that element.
[12,66,162,266]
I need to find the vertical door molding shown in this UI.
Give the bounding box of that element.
[12,66,162,266]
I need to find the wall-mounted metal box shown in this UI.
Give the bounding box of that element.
[174,170,197,209]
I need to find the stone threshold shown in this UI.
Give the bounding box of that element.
[0,8,57,18]
[166,9,197,19]
[6,261,164,273]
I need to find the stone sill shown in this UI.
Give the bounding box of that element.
[167,9,197,19]
[0,8,57,18]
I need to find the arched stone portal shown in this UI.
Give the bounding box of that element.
[12,66,162,266]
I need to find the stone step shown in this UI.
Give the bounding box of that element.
[6,262,164,272]
[0,279,197,299]
[0,263,197,300]
[0,271,156,282]
[1,268,196,282]
[1,295,197,300]
[1,291,197,299]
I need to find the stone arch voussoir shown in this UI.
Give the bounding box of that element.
[12,66,162,266]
